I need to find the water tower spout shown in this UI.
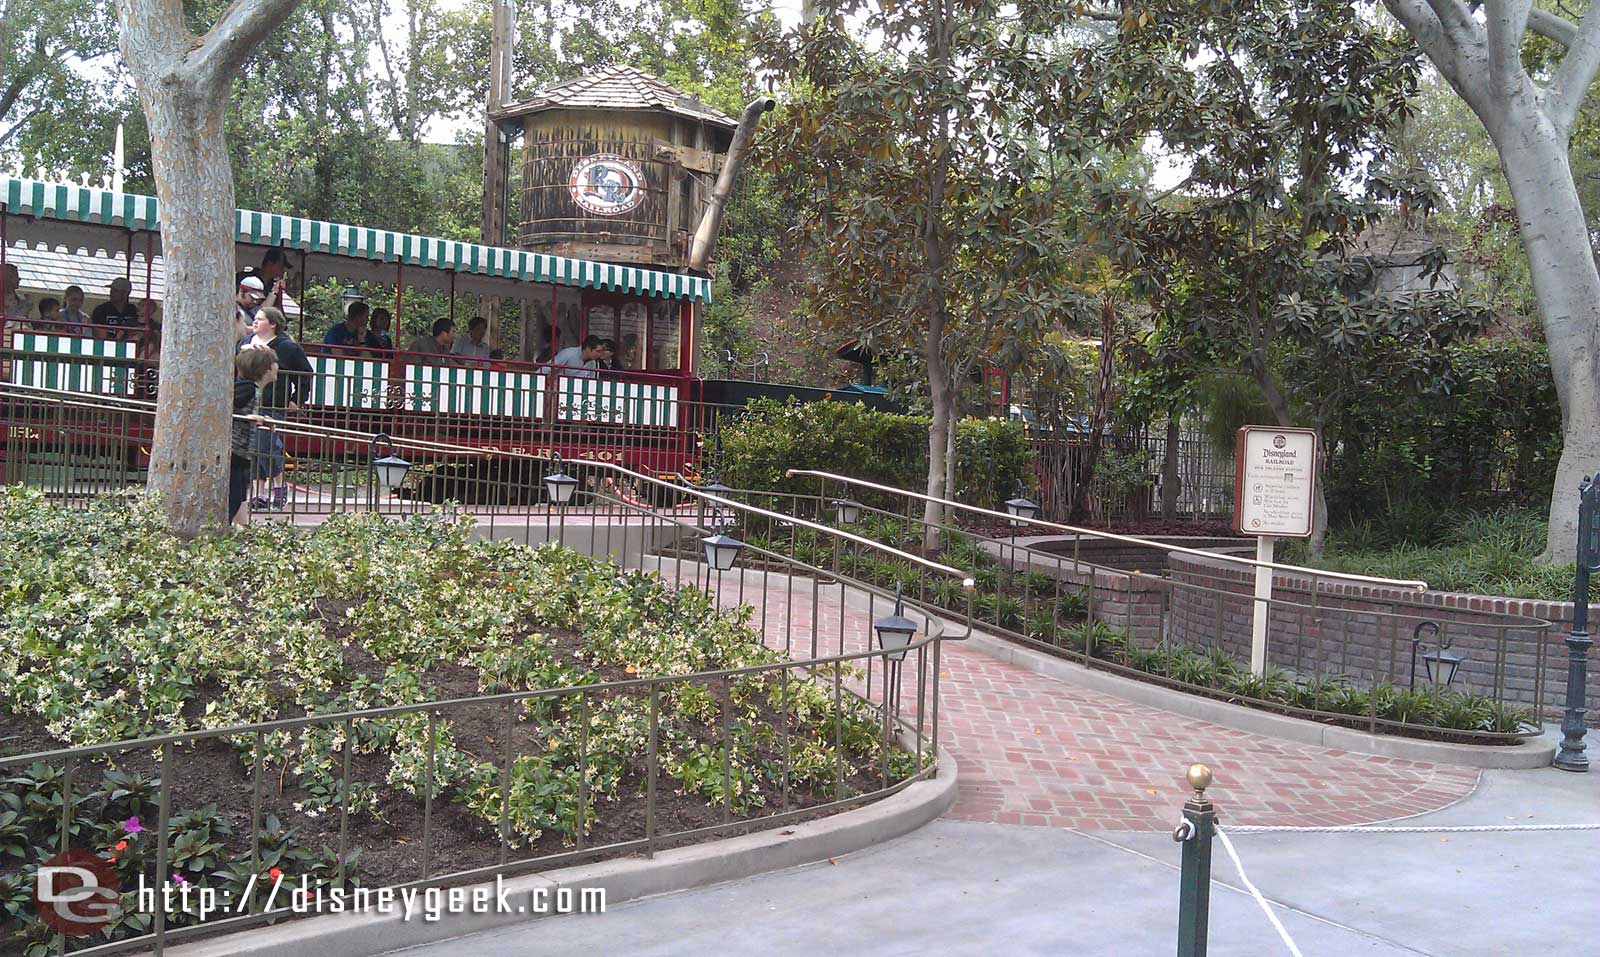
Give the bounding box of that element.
[687,96,776,272]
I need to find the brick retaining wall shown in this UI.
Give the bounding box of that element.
[1168,553,1591,719]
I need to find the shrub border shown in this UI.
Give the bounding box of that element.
[154,745,957,957]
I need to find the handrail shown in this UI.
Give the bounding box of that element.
[785,468,1429,593]
[0,383,975,588]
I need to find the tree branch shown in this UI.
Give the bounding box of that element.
[1528,7,1578,47]
[1383,0,1489,110]
[1547,4,1600,136]
[189,0,306,95]
[1484,0,1533,97]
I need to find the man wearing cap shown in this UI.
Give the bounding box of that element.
[90,277,142,337]
[234,276,267,340]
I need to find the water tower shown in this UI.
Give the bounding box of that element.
[481,56,772,363]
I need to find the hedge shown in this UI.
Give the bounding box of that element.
[713,399,1033,511]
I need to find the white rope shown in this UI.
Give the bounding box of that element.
[1220,822,1600,834]
[1214,824,1305,957]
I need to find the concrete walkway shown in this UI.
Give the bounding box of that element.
[388,764,1599,957]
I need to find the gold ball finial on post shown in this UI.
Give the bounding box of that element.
[1186,763,1213,798]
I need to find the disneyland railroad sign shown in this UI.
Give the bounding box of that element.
[1233,426,1318,538]
[570,154,647,216]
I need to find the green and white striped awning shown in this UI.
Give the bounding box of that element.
[1,174,710,303]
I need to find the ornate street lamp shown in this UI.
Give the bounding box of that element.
[543,456,578,506]
[1556,475,1599,771]
[1004,489,1040,527]
[874,584,918,719]
[368,433,410,512]
[832,499,863,525]
[701,528,745,572]
[1409,621,1466,690]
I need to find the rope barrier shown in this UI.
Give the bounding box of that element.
[1214,825,1305,957]
[1219,821,1600,834]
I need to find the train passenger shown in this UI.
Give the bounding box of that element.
[230,347,278,526]
[324,301,369,350]
[236,305,312,510]
[552,335,611,379]
[60,286,91,335]
[91,277,143,338]
[26,297,60,332]
[234,276,267,340]
[452,316,492,360]
[365,308,395,351]
[409,318,456,356]
[2,263,32,320]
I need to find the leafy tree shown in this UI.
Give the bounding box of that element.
[1382,0,1600,561]
[756,1,1135,548]
[1107,0,1490,551]
[0,0,120,155]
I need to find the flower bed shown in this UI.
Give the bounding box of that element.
[0,489,919,954]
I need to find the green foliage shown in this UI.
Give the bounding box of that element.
[716,399,1033,511]
[1283,507,1575,601]
[1323,339,1562,518]
[0,487,921,906]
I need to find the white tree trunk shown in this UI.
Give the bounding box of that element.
[1496,117,1600,563]
[117,0,305,536]
[141,96,237,535]
[924,358,953,555]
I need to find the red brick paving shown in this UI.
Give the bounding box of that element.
[704,565,1481,832]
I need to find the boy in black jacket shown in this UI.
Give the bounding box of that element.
[231,348,279,526]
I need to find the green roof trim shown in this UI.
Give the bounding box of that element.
[1,174,710,304]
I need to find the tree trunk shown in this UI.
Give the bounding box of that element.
[140,94,237,536]
[1160,414,1181,520]
[924,353,953,554]
[1495,118,1600,564]
[118,0,305,536]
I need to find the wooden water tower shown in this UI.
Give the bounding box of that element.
[490,65,769,273]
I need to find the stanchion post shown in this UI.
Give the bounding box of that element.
[1555,476,1598,772]
[1174,763,1216,957]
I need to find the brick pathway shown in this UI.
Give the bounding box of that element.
[697,563,1482,832]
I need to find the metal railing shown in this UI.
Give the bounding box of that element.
[0,384,974,955]
[764,470,1554,743]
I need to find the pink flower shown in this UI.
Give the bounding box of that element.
[123,817,143,834]
[171,872,187,886]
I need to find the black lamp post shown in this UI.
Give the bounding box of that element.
[699,475,732,532]
[700,526,744,597]
[1555,475,1599,772]
[544,454,578,545]
[833,499,863,525]
[1409,621,1465,691]
[1004,489,1040,528]
[874,583,918,720]
[368,433,411,513]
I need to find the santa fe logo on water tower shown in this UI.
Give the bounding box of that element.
[570,154,647,216]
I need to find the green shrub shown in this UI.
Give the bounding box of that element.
[716,399,1033,510]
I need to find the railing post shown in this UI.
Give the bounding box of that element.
[1174,763,1216,957]
[1555,475,1598,772]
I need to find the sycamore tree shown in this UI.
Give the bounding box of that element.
[118,0,307,535]
[1381,0,1600,561]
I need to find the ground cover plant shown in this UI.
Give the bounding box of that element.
[1282,507,1576,601]
[0,489,919,954]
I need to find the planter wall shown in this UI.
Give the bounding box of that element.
[1167,552,1590,720]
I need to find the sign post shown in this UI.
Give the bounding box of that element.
[1233,427,1319,677]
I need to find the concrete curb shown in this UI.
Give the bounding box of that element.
[149,752,957,957]
[958,629,1556,770]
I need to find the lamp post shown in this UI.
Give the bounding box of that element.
[700,526,744,598]
[1409,621,1465,691]
[873,583,918,721]
[832,499,863,525]
[699,475,732,533]
[341,284,367,317]
[368,433,411,514]
[544,453,578,546]
[1555,475,1599,772]
[1004,489,1040,527]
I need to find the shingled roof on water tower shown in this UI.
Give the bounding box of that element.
[492,64,738,129]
